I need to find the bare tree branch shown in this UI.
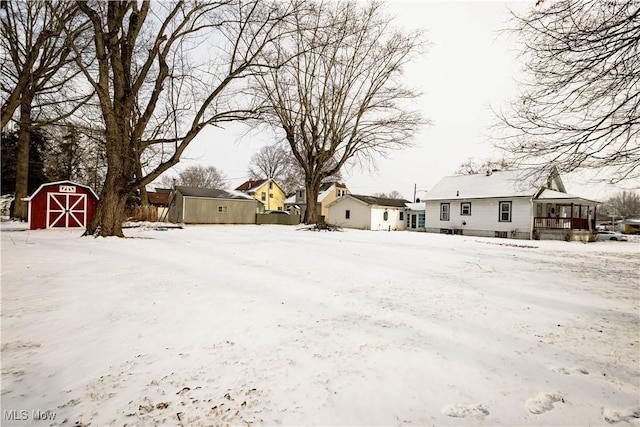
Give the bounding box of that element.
[495,0,640,184]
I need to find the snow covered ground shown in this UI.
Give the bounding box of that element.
[1,223,639,426]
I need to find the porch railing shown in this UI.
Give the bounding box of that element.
[534,217,594,230]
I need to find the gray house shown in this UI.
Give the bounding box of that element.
[168,186,261,224]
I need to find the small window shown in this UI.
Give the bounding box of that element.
[383,211,389,221]
[218,206,228,213]
[261,192,266,201]
[269,193,273,198]
[298,190,304,197]
[269,182,273,189]
[499,201,512,222]
[418,213,425,228]
[345,209,350,219]
[399,211,404,221]
[337,189,346,197]
[460,202,471,216]
[440,203,450,221]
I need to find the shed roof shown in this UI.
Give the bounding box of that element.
[24,180,99,201]
[176,186,255,201]
[425,169,547,200]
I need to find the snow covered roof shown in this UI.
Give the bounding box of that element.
[176,186,256,201]
[425,169,547,200]
[405,202,425,211]
[621,214,640,224]
[24,180,99,201]
[536,189,599,204]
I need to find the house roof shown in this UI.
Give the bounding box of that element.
[405,202,425,211]
[176,186,255,201]
[348,194,410,208]
[148,191,170,206]
[425,169,549,200]
[235,179,267,192]
[621,214,640,224]
[536,188,599,204]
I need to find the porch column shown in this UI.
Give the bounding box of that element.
[570,203,574,230]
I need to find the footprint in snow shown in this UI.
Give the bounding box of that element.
[525,392,564,414]
[602,407,640,424]
[442,404,489,419]
[551,366,589,375]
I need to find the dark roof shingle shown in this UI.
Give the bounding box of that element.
[349,194,410,207]
[176,186,254,200]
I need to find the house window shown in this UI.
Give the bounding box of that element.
[298,190,304,198]
[269,193,273,198]
[399,211,404,221]
[440,203,450,221]
[269,182,273,189]
[218,206,228,213]
[499,201,512,222]
[345,210,350,219]
[460,202,471,216]
[337,189,346,197]
[261,192,266,201]
[383,211,389,221]
[418,213,425,228]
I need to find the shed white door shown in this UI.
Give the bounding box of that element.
[47,193,87,228]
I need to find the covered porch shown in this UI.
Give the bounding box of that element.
[532,189,599,240]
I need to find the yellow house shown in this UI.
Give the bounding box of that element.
[285,182,350,222]
[235,178,287,211]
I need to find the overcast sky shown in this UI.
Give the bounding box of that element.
[174,1,628,201]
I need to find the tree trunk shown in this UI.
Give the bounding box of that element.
[12,96,32,221]
[303,176,322,224]
[86,170,127,237]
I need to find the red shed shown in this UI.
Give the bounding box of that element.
[25,181,99,230]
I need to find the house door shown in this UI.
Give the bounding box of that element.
[47,193,87,228]
[410,214,417,229]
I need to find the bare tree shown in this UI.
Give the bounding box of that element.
[66,1,296,237]
[455,157,512,175]
[247,142,307,194]
[159,165,227,190]
[255,1,426,223]
[374,190,404,199]
[602,190,640,218]
[1,1,91,220]
[495,0,640,183]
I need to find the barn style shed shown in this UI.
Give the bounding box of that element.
[25,181,99,230]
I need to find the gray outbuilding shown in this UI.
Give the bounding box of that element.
[168,186,261,224]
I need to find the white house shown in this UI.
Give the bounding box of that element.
[424,168,600,241]
[326,194,409,230]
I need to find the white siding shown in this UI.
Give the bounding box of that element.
[328,198,371,229]
[426,198,532,238]
[370,206,406,231]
